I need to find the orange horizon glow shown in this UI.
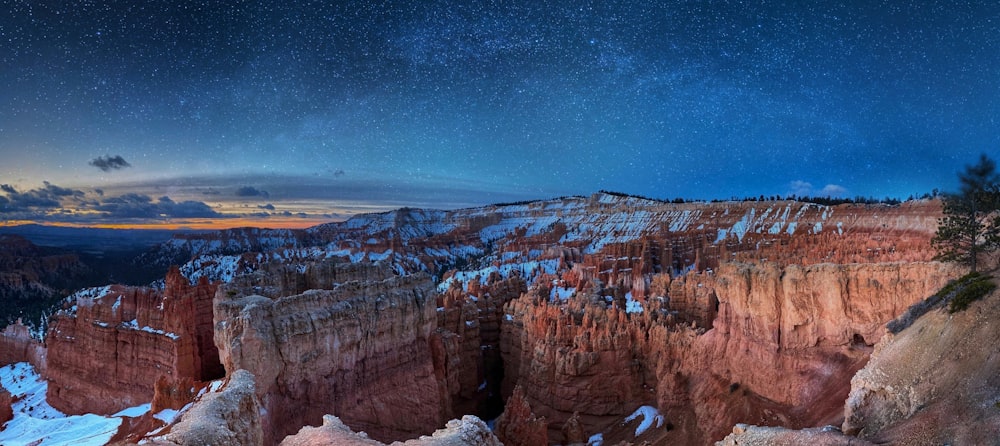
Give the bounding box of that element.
[0,216,341,231]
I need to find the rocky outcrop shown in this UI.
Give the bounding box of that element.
[0,387,12,427]
[214,267,445,444]
[44,267,221,414]
[146,369,263,446]
[493,385,548,446]
[715,424,873,446]
[281,414,502,446]
[0,320,45,373]
[841,279,1000,444]
[499,261,959,443]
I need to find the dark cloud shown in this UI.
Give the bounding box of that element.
[89,155,131,172]
[333,169,345,177]
[258,203,275,211]
[0,182,85,213]
[202,189,221,195]
[235,186,269,198]
[94,188,104,196]
[95,193,222,219]
[42,181,84,197]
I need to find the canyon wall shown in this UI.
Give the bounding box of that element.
[1,194,964,445]
[841,280,1000,444]
[500,261,960,443]
[213,265,446,444]
[0,321,46,373]
[44,267,220,414]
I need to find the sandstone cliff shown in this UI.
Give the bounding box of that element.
[214,265,446,444]
[0,387,11,427]
[280,414,502,446]
[717,274,1000,445]
[0,194,960,445]
[144,369,263,446]
[841,277,1000,444]
[0,320,46,374]
[499,261,958,443]
[45,267,220,415]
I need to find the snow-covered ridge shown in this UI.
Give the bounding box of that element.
[160,194,936,292]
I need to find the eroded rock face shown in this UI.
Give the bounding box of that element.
[146,369,263,446]
[44,267,220,414]
[715,424,873,446]
[280,414,502,446]
[214,268,445,444]
[0,321,45,374]
[842,284,1000,444]
[499,261,959,443]
[493,385,548,446]
[0,387,12,427]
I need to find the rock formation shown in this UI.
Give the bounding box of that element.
[499,261,959,443]
[716,424,872,446]
[280,414,502,446]
[0,193,969,444]
[145,369,263,446]
[0,387,12,427]
[214,265,446,444]
[44,266,220,414]
[841,279,1000,444]
[0,320,46,373]
[493,385,548,446]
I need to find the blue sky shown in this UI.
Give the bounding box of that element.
[2,1,998,227]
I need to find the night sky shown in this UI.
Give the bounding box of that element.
[2,1,999,228]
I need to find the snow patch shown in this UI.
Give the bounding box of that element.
[623,405,664,436]
[625,292,643,314]
[0,362,123,446]
[588,432,604,446]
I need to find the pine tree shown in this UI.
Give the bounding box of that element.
[932,154,1000,272]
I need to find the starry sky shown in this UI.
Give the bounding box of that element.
[2,1,999,228]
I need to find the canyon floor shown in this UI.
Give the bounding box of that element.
[1,193,997,445]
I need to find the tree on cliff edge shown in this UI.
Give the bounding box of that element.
[932,154,1000,272]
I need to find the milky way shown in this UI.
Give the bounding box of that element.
[2,1,999,226]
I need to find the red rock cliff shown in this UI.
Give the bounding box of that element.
[44,267,220,414]
[214,266,446,444]
[499,261,959,443]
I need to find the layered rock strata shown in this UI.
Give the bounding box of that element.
[0,387,11,427]
[145,369,263,446]
[841,281,1000,444]
[0,321,45,373]
[44,267,220,414]
[280,414,503,446]
[214,267,446,444]
[500,261,959,443]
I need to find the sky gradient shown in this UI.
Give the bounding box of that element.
[2,1,999,228]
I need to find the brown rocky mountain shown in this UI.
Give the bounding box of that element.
[2,193,988,445]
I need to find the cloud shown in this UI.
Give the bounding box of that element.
[235,186,269,198]
[89,155,132,172]
[333,169,345,177]
[258,203,275,211]
[787,180,848,198]
[95,193,223,219]
[0,182,86,213]
[818,184,848,197]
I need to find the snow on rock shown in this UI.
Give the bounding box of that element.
[625,292,643,314]
[0,362,130,446]
[587,432,603,446]
[623,405,664,436]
